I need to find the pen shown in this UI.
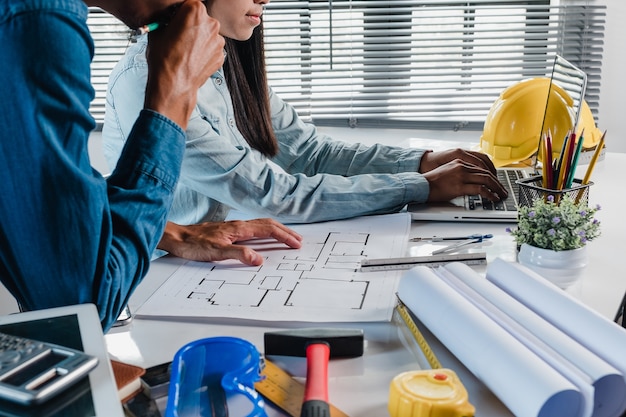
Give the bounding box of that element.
[431,234,492,255]
[431,239,482,255]
[131,22,160,40]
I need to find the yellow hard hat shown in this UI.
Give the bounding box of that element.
[480,77,575,167]
[576,100,603,149]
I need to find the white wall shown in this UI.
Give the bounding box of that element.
[597,0,625,153]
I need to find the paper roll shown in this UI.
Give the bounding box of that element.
[398,266,581,417]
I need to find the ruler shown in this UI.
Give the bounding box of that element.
[394,297,441,369]
[255,358,349,417]
[360,252,487,272]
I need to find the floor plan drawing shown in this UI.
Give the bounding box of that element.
[136,213,410,322]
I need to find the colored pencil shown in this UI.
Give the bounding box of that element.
[561,132,578,190]
[575,130,606,203]
[566,129,585,189]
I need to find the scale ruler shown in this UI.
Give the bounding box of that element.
[255,359,349,417]
[360,252,487,271]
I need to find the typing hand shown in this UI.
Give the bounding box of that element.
[419,148,498,175]
[158,219,303,266]
[422,158,508,203]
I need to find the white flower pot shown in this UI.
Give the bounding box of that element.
[517,243,588,289]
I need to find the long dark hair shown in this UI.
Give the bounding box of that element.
[222,22,278,157]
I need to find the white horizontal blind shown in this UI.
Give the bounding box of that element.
[87,9,130,126]
[86,1,605,130]
[262,0,606,130]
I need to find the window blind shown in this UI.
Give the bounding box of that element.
[87,9,131,126]
[87,1,605,131]
[262,0,605,130]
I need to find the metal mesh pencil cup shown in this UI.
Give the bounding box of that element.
[516,176,593,208]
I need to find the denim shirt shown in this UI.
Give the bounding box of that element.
[0,0,185,331]
[103,38,430,227]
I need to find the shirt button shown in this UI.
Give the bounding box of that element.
[215,78,223,86]
[228,118,235,127]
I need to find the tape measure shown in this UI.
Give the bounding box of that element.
[388,369,475,417]
[394,298,441,369]
[255,358,349,417]
[392,298,475,417]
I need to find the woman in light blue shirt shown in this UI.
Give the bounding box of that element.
[103,0,507,251]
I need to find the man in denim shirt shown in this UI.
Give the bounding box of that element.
[0,0,300,332]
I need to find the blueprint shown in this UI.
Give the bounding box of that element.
[136,213,411,322]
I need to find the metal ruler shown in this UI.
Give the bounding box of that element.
[360,252,487,272]
[255,358,349,417]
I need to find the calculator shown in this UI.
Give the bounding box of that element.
[0,331,98,405]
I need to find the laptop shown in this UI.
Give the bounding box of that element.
[408,55,587,223]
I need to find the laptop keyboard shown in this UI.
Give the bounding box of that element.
[468,169,523,211]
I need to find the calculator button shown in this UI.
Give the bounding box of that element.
[0,351,21,367]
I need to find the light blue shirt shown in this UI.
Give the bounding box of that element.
[103,38,430,226]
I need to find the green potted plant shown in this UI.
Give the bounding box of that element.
[507,195,601,289]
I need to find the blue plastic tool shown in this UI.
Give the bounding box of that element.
[165,336,267,417]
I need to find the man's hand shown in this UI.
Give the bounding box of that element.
[158,220,303,266]
[419,148,498,175]
[418,149,508,202]
[144,0,225,129]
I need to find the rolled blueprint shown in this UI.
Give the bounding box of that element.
[398,266,581,417]
[444,261,624,417]
[486,258,626,416]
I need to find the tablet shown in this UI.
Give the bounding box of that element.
[0,304,124,417]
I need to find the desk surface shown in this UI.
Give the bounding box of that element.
[103,152,626,416]
[0,153,623,416]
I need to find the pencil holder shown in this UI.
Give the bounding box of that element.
[516,176,592,207]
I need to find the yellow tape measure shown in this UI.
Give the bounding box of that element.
[392,297,475,417]
[255,358,349,417]
[394,298,441,369]
[388,369,475,417]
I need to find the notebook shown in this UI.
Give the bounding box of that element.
[409,55,587,223]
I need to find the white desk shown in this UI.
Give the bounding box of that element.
[0,154,622,416]
[103,152,626,416]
